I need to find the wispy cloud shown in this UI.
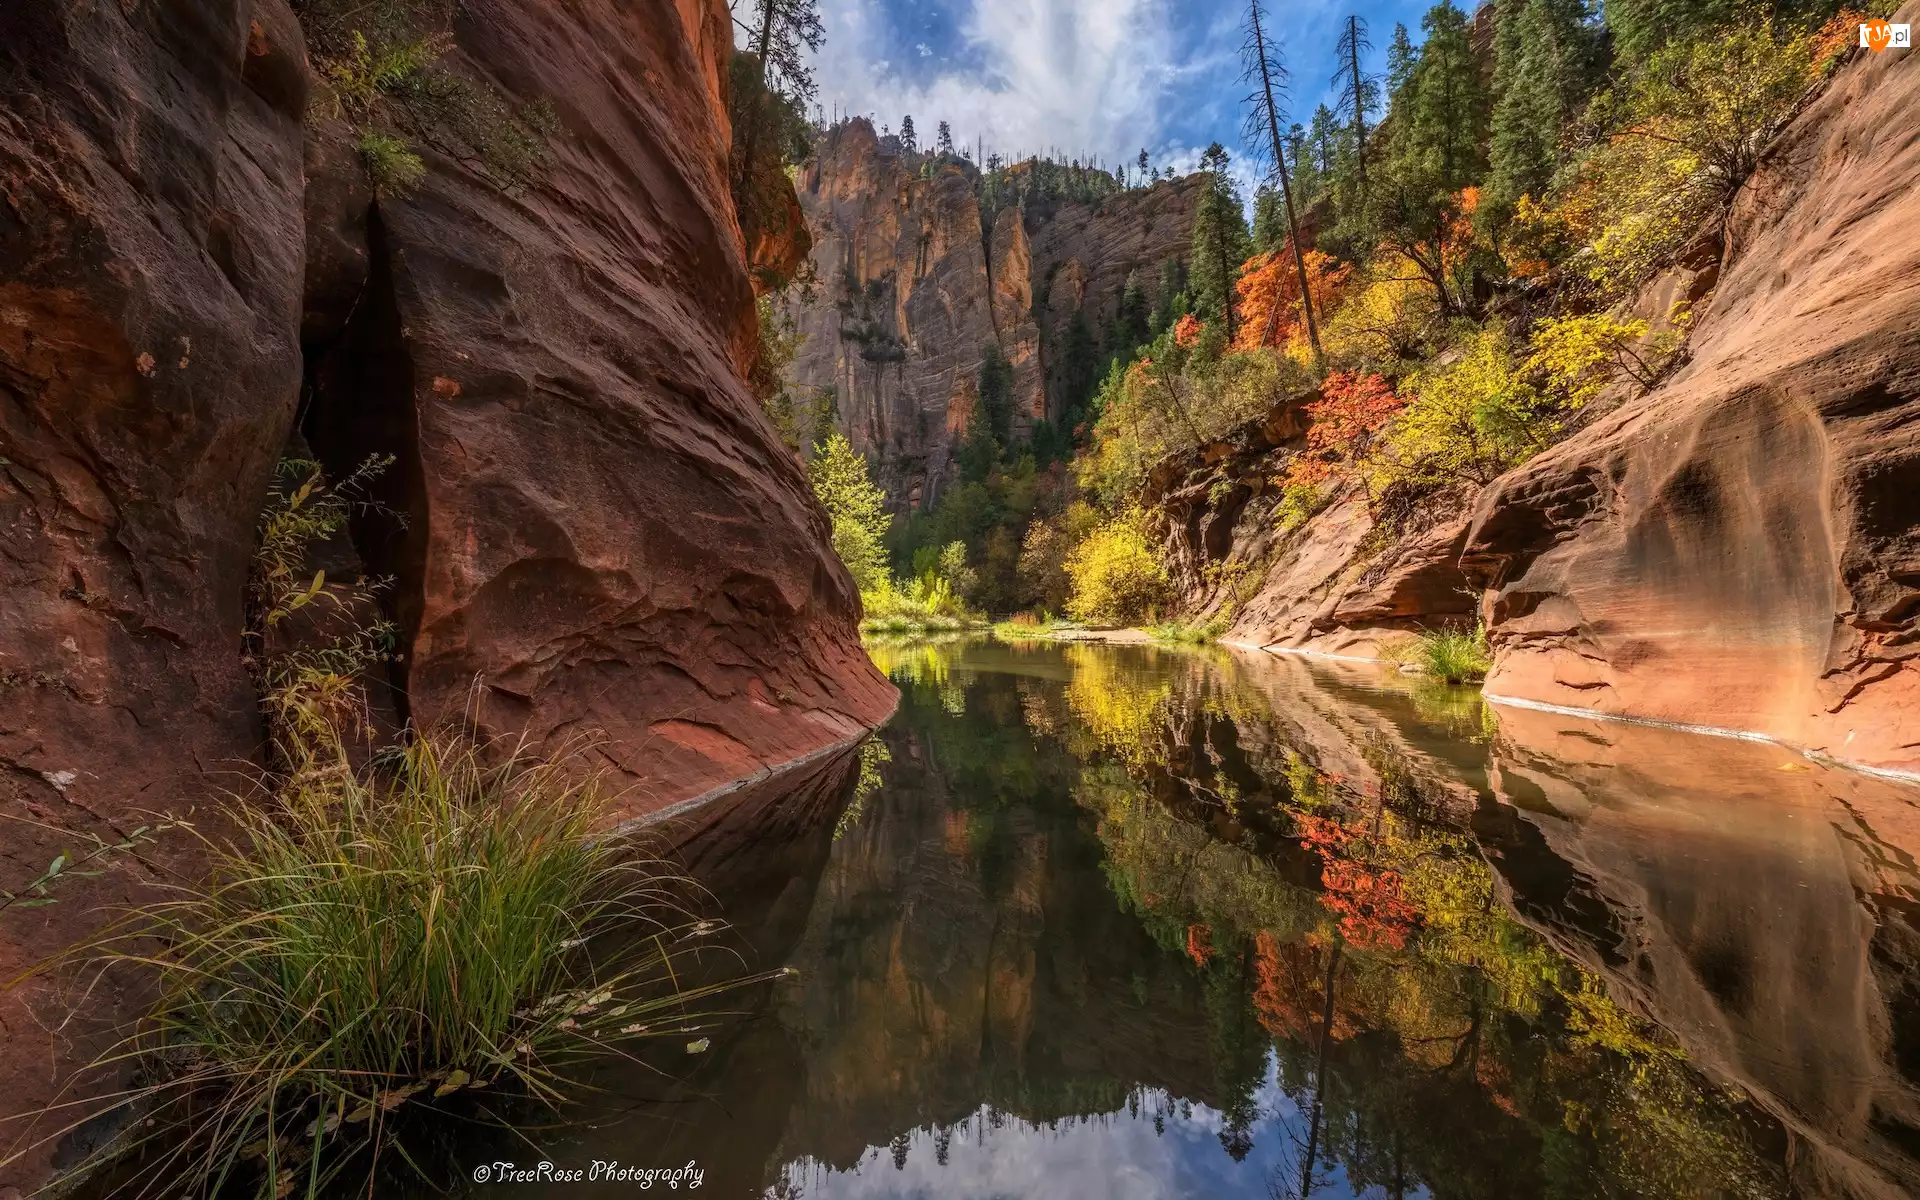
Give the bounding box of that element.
[785,0,1427,179]
[806,0,1192,169]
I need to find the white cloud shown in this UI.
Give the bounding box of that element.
[808,0,1205,170]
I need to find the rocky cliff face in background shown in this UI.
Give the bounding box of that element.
[785,122,1200,511]
[0,0,888,1186]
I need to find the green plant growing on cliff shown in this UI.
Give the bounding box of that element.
[1526,312,1680,407]
[246,455,400,771]
[320,28,449,120]
[358,131,425,194]
[21,734,776,1198]
[1365,328,1563,498]
[1569,21,1819,298]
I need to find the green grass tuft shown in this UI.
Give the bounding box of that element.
[21,735,774,1196]
[1147,616,1228,646]
[1416,625,1493,684]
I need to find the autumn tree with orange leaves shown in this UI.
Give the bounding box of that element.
[1234,248,1352,352]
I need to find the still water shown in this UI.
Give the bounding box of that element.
[466,639,1920,1199]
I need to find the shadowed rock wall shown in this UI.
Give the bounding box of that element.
[0,0,891,1188]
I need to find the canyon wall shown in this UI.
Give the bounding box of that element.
[0,0,887,1187]
[1460,28,1920,776]
[1155,33,1918,777]
[786,123,1200,511]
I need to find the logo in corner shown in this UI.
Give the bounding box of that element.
[1861,19,1912,51]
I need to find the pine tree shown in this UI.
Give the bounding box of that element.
[900,114,918,154]
[1108,271,1152,360]
[1605,0,1738,64]
[1149,256,1189,335]
[738,0,825,196]
[1308,105,1343,177]
[1189,143,1252,343]
[1241,0,1322,360]
[936,120,955,157]
[1251,187,1287,254]
[1363,1,1492,315]
[1486,0,1604,226]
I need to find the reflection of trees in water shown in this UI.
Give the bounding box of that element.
[1051,648,1786,1199]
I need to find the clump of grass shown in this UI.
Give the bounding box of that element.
[22,735,775,1197]
[1416,625,1493,684]
[1148,616,1228,646]
[358,131,425,194]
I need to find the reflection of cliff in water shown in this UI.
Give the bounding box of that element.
[1480,706,1920,1200]
[451,639,1920,1199]
[772,659,1241,1170]
[760,641,1920,1198]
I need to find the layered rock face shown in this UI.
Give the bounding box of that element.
[1460,33,1920,774]
[0,0,888,1186]
[786,124,1199,510]
[1,2,311,1182]
[300,0,892,807]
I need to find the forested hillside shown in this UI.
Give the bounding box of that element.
[773,0,1919,772]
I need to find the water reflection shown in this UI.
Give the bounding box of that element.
[461,639,1920,1199]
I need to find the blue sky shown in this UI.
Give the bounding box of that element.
[791,0,1438,191]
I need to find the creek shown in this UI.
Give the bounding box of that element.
[437,638,1920,1198]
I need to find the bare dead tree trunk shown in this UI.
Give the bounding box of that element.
[1249,0,1324,366]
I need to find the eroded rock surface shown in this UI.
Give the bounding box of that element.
[298,0,894,815]
[785,124,1199,510]
[0,0,892,1187]
[1463,32,1920,773]
[0,0,311,1184]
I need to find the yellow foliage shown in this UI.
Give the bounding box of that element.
[1320,264,1442,370]
[1063,508,1172,626]
[1366,328,1563,494]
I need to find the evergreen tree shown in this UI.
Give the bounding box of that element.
[1251,187,1288,254]
[1486,0,1604,226]
[1361,1,1491,315]
[738,0,825,194]
[1149,256,1190,335]
[1060,313,1100,416]
[1188,143,1252,343]
[1386,22,1417,95]
[1108,271,1153,360]
[900,114,917,154]
[937,120,956,157]
[1605,0,1738,64]
[979,342,1015,444]
[1308,104,1343,176]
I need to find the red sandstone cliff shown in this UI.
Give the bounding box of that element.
[786,123,1200,510]
[1158,32,1918,777]
[0,0,889,1186]
[1460,27,1920,776]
